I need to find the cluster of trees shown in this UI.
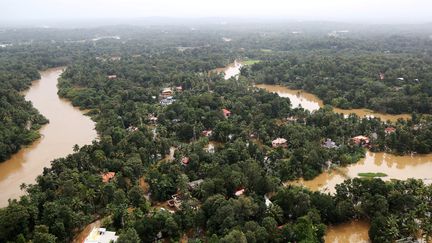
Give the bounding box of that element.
[1,25,432,242]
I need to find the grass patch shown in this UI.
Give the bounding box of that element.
[241,59,261,65]
[260,49,272,53]
[358,172,388,178]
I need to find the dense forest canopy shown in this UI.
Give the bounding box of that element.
[0,23,432,242]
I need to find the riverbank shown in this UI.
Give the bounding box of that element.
[0,68,97,207]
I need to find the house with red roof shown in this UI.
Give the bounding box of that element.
[102,172,115,183]
[222,109,231,118]
[181,157,190,165]
[385,127,396,134]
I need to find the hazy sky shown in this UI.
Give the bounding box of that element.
[2,0,432,24]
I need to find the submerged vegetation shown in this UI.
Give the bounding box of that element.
[0,23,432,242]
[358,172,388,178]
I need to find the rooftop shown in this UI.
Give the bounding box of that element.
[102,172,115,183]
[84,227,118,243]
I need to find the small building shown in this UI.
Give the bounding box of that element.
[272,138,288,148]
[286,116,298,122]
[352,136,370,146]
[235,188,245,196]
[84,228,118,243]
[322,138,338,149]
[126,126,138,132]
[205,143,215,153]
[379,72,385,80]
[161,88,173,98]
[175,86,183,92]
[160,97,176,106]
[222,109,231,118]
[102,172,115,183]
[148,115,158,123]
[188,179,204,190]
[397,77,404,81]
[385,127,396,134]
[168,194,182,209]
[107,75,117,80]
[181,157,190,165]
[264,195,273,207]
[202,130,213,137]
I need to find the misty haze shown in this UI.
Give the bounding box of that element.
[1,1,432,243]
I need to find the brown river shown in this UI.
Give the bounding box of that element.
[0,68,97,207]
[216,63,432,242]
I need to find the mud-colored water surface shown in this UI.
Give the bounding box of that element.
[0,68,97,207]
[325,220,370,243]
[290,151,432,194]
[211,60,243,80]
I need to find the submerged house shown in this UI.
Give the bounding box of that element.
[272,138,288,148]
[84,228,118,243]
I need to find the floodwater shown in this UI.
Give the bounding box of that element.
[325,220,370,243]
[255,84,410,122]
[0,68,97,207]
[290,151,432,194]
[254,81,428,242]
[211,60,243,80]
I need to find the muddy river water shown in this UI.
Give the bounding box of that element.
[0,68,97,207]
